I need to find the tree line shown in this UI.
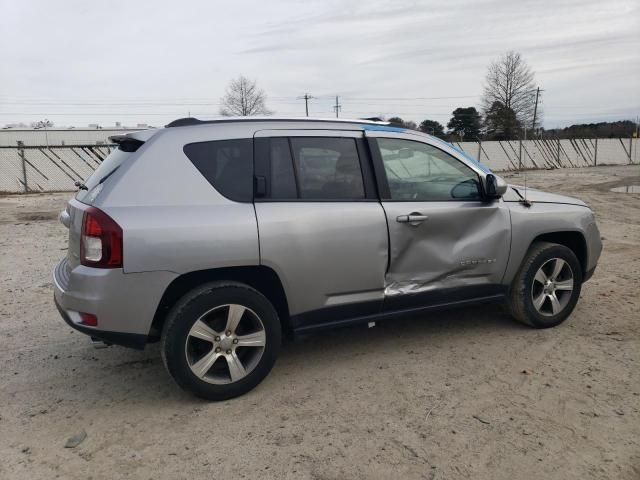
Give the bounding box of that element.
[389,113,637,141]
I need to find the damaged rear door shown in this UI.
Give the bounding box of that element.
[367,132,511,310]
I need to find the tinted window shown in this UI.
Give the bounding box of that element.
[269,138,297,198]
[377,138,480,201]
[183,139,253,202]
[289,137,364,199]
[76,148,131,205]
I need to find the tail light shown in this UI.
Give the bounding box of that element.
[80,207,123,268]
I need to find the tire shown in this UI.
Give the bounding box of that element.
[508,241,583,328]
[161,281,281,400]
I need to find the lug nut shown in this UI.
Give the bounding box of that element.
[233,338,239,344]
[215,347,221,353]
[226,349,232,354]
[214,336,221,342]
[226,330,232,336]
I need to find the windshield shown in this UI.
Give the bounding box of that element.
[75,148,131,204]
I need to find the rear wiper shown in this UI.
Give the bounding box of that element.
[74,181,88,191]
[99,166,119,184]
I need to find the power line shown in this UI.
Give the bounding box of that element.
[0,111,635,118]
[339,95,481,100]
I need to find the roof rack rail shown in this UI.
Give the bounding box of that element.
[164,116,393,129]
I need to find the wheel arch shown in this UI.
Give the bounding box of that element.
[529,231,588,274]
[149,265,290,340]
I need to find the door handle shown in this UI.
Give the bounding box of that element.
[396,213,428,225]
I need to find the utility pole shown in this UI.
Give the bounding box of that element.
[333,96,341,118]
[531,87,542,137]
[635,116,639,164]
[297,93,315,117]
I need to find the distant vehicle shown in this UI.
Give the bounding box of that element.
[53,117,602,400]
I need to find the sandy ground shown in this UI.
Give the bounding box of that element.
[0,165,638,480]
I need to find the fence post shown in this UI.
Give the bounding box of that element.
[630,136,633,164]
[557,138,561,165]
[594,137,598,166]
[18,141,28,193]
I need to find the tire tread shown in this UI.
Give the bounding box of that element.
[161,281,280,400]
[509,241,582,328]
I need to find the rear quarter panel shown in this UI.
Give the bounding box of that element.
[94,124,260,274]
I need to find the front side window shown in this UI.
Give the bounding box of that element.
[183,139,253,202]
[377,138,481,201]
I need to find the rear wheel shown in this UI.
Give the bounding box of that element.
[509,242,582,328]
[161,282,281,400]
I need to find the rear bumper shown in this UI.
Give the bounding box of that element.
[54,294,147,349]
[53,258,177,349]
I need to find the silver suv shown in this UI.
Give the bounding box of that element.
[54,118,602,400]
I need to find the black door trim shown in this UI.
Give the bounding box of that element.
[290,285,507,334]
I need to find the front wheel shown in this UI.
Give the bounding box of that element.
[161,282,281,400]
[508,242,583,328]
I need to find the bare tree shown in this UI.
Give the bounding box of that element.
[31,119,54,147]
[219,76,272,116]
[481,51,540,130]
[31,119,54,129]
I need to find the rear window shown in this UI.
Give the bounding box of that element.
[183,139,253,202]
[76,148,131,204]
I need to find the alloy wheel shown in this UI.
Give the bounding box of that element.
[185,304,266,384]
[531,258,575,316]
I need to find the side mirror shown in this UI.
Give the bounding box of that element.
[484,173,508,200]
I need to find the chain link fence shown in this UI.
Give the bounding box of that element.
[0,144,112,193]
[454,137,638,171]
[0,138,637,194]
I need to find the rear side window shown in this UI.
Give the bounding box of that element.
[268,138,298,198]
[264,137,363,200]
[290,137,364,199]
[183,139,253,202]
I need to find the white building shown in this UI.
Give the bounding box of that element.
[0,126,147,146]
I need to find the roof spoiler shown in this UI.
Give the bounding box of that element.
[108,135,145,152]
[166,117,203,127]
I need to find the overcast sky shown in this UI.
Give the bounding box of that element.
[1,0,638,128]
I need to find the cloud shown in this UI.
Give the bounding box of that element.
[0,0,638,127]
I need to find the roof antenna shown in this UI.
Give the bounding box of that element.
[521,171,532,207]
